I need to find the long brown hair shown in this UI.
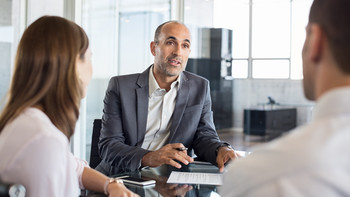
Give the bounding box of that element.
[0,16,89,138]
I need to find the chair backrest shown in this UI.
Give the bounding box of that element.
[90,119,102,169]
[0,180,26,197]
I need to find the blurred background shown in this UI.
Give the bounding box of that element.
[0,0,314,162]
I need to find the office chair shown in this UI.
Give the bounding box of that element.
[89,119,102,169]
[0,180,25,197]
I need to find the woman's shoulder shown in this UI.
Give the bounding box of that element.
[0,107,69,168]
[13,107,67,139]
[0,109,78,195]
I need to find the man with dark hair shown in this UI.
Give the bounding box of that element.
[96,21,238,175]
[221,0,350,196]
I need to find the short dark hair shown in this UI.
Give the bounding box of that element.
[309,0,350,73]
[154,20,181,43]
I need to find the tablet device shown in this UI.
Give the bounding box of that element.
[117,176,156,186]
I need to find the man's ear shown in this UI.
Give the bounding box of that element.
[150,41,156,56]
[309,24,324,63]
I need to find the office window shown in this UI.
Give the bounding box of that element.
[252,1,290,58]
[232,60,248,78]
[213,0,312,79]
[252,60,289,79]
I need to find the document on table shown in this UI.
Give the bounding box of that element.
[167,171,223,185]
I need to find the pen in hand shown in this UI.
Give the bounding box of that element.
[176,147,188,151]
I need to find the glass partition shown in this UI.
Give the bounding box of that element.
[81,0,170,161]
[0,0,13,110]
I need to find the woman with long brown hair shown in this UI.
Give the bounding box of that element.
[0,16,138,197]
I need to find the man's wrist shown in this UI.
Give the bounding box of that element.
[215,143,233,156]
[141,151,151,168]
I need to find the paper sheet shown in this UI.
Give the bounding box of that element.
[167,171,223,185]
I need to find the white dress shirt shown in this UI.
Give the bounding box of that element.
[141,65,180,151]
[0,107,88,197]
[220,87,350,197]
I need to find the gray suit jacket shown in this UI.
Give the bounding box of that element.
[97,66,227,175]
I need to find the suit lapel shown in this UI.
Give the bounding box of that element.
[168,72,190,142]
[135,67,151,146]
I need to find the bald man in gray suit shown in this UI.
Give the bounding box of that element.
[96,21,238,175]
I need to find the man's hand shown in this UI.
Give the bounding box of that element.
[142,143,194,168]
[216,146,239,172]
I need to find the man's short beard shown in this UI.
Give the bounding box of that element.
[166,71,179,77]
[165,66,182,77]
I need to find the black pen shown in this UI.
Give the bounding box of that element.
[176,147,188,151]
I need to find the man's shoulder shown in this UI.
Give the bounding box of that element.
[110,67,150,84]
[110,73,142,81]
[182,70,209,83]
[109,72,145,86]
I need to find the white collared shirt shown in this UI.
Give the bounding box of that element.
[220,87,350,197]
[141,66,180,151]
